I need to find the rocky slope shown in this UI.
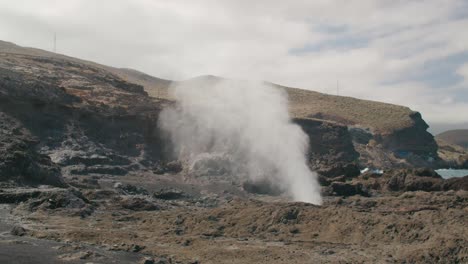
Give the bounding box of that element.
[1,40,441,172]
[1,40,467,263]
[248,82,438,169]
[435,130,468,168]
[437,129,468,149]
[436,138,468,169]
[0,47,172,187]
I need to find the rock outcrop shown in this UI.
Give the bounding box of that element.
[294,118,360,177]
[0,51,168,181]
[352,168,468,194]
[283,84,440,169]
[436,138,468,169]
[0,112,65,187]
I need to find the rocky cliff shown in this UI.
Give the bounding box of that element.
[0,40,442,184]
[0,50,169,186]
[283,85,440,169]
[294,118,359,177]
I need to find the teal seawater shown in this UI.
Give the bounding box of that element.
[436,169,468,179]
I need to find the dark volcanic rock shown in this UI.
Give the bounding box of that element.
[355,168,467,193]
[10,225,27,236]
[348,127,373,144]
[153,188,185,200]
[382,112,438,157]
[294,118,360,178]
[116,183,149,195]
[153,160,183,174]
[0,53,167,181]
[442,176,468,191]
[35,189,89,209]
[315,163,360,178]
[0,112,66,187]
[327,182,370,197]
[15,188,94,217]
[412,168,441,178]
[118,197,159,211]
[0,189,42,203]
[384,169,442,192]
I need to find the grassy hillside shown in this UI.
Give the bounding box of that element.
[0,40,171,97]
[436,129,468,149]
[280,85,415,133]
[0,40,419,135]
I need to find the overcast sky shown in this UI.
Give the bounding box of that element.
[0,0,467,133]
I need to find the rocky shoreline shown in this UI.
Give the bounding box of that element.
[1,166,467,263]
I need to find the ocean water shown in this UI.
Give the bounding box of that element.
[435,169,468,179]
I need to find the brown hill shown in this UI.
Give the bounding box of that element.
[436,129,468,149]
[0,40,171,96]
[0,40,439,169]
[0,40,422,134]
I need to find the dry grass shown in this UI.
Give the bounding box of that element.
[283,85,415,133]
[436,129,468,149]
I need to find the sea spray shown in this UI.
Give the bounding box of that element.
[158,77,322,204]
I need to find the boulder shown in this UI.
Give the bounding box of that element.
[441,176,468,191]
[10,225,27,236]
[0,112,66,187]
[15,189,94,217]
[327,182,370,197]
[153,188,185,200]
[116,183,149,195]
[354,168,467,193]
[119,197,159,211]
[153,160,183,174]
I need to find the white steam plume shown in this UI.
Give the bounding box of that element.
[158,77,322,204]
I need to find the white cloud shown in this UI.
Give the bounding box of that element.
[457,63,468,86]
[0,0,467,126]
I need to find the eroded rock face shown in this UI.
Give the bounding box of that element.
[0,112,65,187]
[294,118,360,178]
[320,168,468,198]
[436,138,468,169]
[353,112,440,169]
[0,54,168,180]
[352,168,468,194]
[381,112,438,157]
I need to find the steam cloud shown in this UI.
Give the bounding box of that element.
[158,77,322,204]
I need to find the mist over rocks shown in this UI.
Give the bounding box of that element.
[159,78,322,204]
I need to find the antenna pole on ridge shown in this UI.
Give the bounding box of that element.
[53,33,56,53]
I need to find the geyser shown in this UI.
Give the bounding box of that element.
[158,77,322,204]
